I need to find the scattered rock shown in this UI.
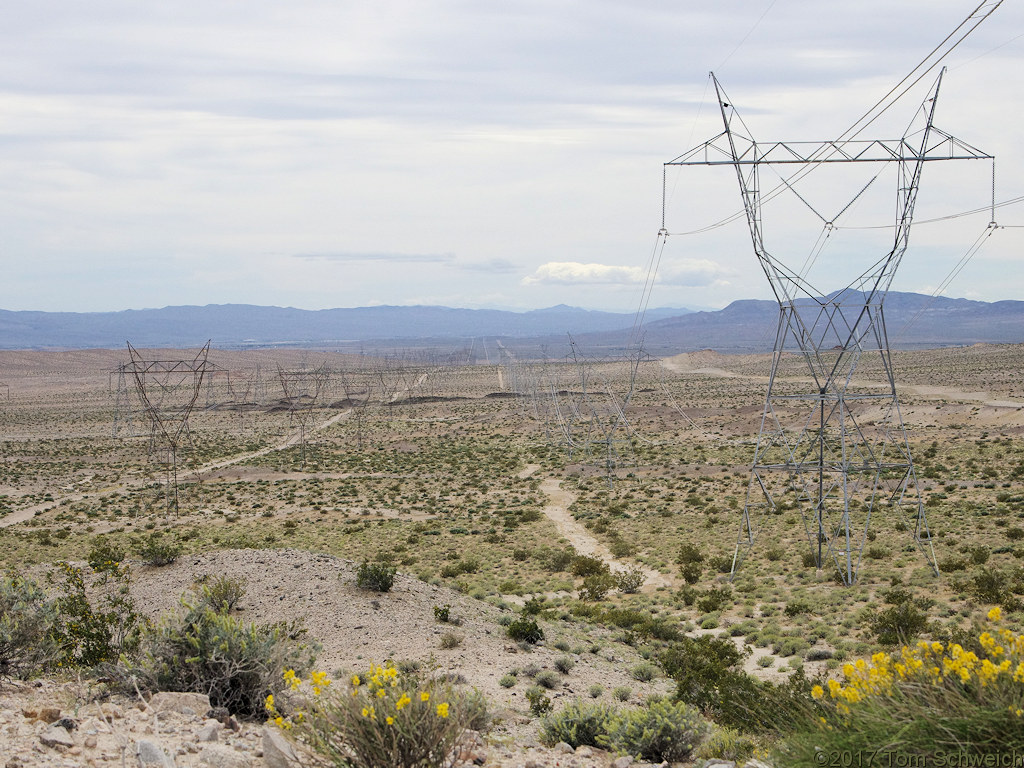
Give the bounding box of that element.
[262,725,299,768]
[576,746,596,758]
[611,756,634,768]
[197,719,222,742]
[39,724,74,749]
[743,761,773,768]
[554,741,575,754]
[706,761,737,768]
[136,739,176,768]
[150,691,212,716]
[199,743,250,768]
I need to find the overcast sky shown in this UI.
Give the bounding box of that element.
[1,1,1021,313]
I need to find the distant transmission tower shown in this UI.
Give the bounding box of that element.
[668,71,992,584]
[125,341,215,518]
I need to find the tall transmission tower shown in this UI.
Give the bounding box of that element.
[124,341,216,518]
[667,71,992,584]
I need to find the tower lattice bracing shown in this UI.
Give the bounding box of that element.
[667,71,992,584]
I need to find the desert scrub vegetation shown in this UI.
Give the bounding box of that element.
[540,697,709,762]
[272,661,488,768]
[355,560,398,592]
[123,582,318,719]
[778,607,1024,764]
[0,573,58,679]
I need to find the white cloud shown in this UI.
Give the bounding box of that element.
[522,262,644,286]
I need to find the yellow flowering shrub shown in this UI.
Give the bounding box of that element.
[269,661,488,768]
[782,606,1024,763]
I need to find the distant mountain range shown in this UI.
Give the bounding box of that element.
[0,293,1020,354]
[0,303,687,350]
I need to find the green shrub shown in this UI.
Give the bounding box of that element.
[47,559,142,669]
[0,574,58,679]
[659,635,766,732]
[554,656,575,674]
[605,699,709,762]
[615,566,646,594]
[588,684,603,698]
[540,699,618,748]
[278,661,485,768]
[631,661,659,682]
[499,673,517,688]
[432,604,451,623]
[679,561,702,584]
[126,587,317,719]
[696,586,732,613]
[134,533,182,566]
[526,685,553,716]
[194,574,246,612]
[612,686,631,701]
[356,561,397,593]
[870,601,930,646]
[572,556,609,578]
[506,617,544,644]
[694,725,757,763]
[579,573,617,601]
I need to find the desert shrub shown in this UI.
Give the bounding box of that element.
[969,566,1024,609]
[939,555,968,573]
[579,573,617,602]
[0,574,58,679]
[526,685,553,716]
[784,599,813,617]
[659,635,768,732]
[127,587,317,719]
[572,556,609,578]
[86,540,127,575]
[605,699,709,762]
[133,533,182,566]
[615,566,646,594]
[499,673,516,688]
[553,656,575,674]
[696,586,733,613]
[521,596,549,616]
[631,661,659,682]
[612,686,631,701]
[779,608,1024,765]
[356,561,397,593]
[276,661,486,768]
[438,632,463,649]
[47,559,142,669]
[535,669,561,689]
[679,561,702,584]
[539,699,617,748]
[694,725,757,763]
[870,601,931,646]
[506,617,544,645]
[543,549,575,572]
[195,574,246,612]
[432,604,451,623]
[969,546,991,565]
[677,543,704,565]
[588,684,603,698]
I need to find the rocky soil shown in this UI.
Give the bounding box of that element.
[0,548,717,768]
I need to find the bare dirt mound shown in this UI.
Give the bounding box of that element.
[129,549,670,715]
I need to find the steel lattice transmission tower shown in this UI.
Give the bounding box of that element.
[667,71,992,584]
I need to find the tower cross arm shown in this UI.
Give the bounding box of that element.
[666,132,991,167]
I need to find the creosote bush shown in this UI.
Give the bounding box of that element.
[506,617,544,644]
[356,561,398,593]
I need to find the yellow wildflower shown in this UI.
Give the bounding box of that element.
[420,692,430,702]
[396,693,411,711]
[386,716,394,725]
[284,669,300,691]
[436,702,449,718]
[988,606,1002,622]
[377,688,386,699]
[811,685,824,700]
[265,694,276,714]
